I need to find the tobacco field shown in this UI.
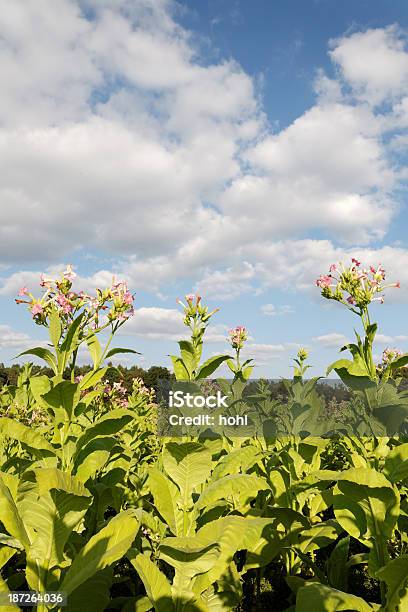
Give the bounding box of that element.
[0,260,407,611]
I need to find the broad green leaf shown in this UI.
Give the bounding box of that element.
[211,445,261,479]
[86,333,102,369]
[60,312,85,355]
[327,536,350,591]
[178,341,196,377]
[163,442,212,507]
[196,355,231,380]
[64,568,114,612]
[0,477,30,550]
[17,347,57,373]
[60,511,139,595]
[79,367,108,391]
[29,375,52,408]
[34,468,91,498]
[383,443,408,483]
[170,356,190,381]
[73,408,134,456]
[0,575,19,610]
[129,552,174,612]
[25,485,91,590]
[49,307,62,348]
[376,554,408,611]
[195,474,269,511]
[332,468,399,575]
[42,381,80,421]
[148,467,183,536]
[0,546,17,570]
[296,582,377,611]
[0,417,55,454]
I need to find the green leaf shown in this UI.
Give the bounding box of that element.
[148,467,183,536]
[0,546,17,570]
[60,511,139,595]
[375,554,408,611]
[178,341,196,377]
[163,442,212,507]
[196,355,231,380]
[73,408,134,456]
[24,472,91,591]
[49,307,62,349]
[42,381,80,421]
[296,582,377,611]
[86,334,102,369]
[0,417,55,454]
[327,536,350,591]
[129,552,174,612]
[390,354,408,370]
[64,568,114,612]
[383,443,408,483]
[195,474,270,511]
[60,312,85,355]
[79,367,108,391]
[17,347,57,373]
[0,476,31,550]
[104,347,141,359]
[170,356,190,381]
[0,575,19,610]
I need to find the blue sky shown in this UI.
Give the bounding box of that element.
[0,0,408,377]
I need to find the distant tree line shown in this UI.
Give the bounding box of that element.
[0,362,173,392]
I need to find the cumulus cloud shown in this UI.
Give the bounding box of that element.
[0,325,35,350]
[121,306,228,343]
[330,25,408,105]
[0,6,408,311]
[261,303,294,316]
[313,333,349,348]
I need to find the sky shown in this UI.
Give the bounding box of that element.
[1,0,408,377]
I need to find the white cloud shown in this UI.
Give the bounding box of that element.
[0,324,35,349]
[261,303,294,316]
[375,333,408,345]
[0,6,407,316]
[313,333,349,348]
[194,263,256,300]
[0,4,405,275]
[330,26,408,105]
[121,306,228,343]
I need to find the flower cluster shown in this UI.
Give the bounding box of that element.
[15,266,134,335]
[101,380,129,408]
[381,347,403,365]
[228,326,248,350]
[177,293,219,330]
[316,259,400,311]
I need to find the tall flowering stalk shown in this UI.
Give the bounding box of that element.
[226,326,253,381]
[15,266,138,378]
[316,259,404,383]
[171,294,231,380]
[292,347,310,380]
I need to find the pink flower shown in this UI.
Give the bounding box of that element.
[347,296,356,305]
[56,294,72,314]
[18,287,28,296]
[329,264,337,272]
[351,258,361,267]
[31,303,44,316]
[40,274,54,288]
[316,275,332,288]
[63,264,76,281]
[185,294,195,302]
[123,291,134,305]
